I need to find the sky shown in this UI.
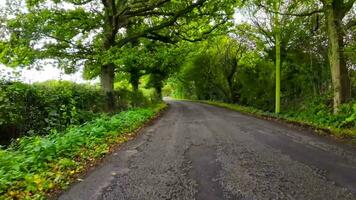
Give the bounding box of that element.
[0,0,245,84]
[0,61,92,84]
[0,0,95,83]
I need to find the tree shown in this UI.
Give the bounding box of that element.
[215,37,246,103]
[145,42,188,98]
[115,39,190,98]
[169,37,250,102]
[273,0,281,113]
[116,44,151,91]
[254,0,355,113]
[321,0,354,113]
[0,0,236,111]
[243,0,303,113]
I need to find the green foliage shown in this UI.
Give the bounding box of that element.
[0,81,102,139]
[344,104,356,127]
[169,36,275,109]
[168,29,355,137]
[0,103,166,199]
[0,80,155,144]
[283,96,356,130]
[130,90,152,108]
[112,42,189,94]
[202,100,356,138]
[1,0,238,82]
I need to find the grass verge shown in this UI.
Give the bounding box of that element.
[0,103,167,200]
[198,100,356,141]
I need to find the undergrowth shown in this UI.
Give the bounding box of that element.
[200,100,356,140]
[0,103,166,200]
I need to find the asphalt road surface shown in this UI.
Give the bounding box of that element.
[59,100,356,200]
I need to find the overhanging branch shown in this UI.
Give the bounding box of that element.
[117,0,207,47]
[125,0,171,16]
[67,0,94,5]
[345,18,356,29]
[179,19,228,42]
[257,3,324,17]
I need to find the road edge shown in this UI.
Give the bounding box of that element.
[48,103,169,199]
[186,100,356,145]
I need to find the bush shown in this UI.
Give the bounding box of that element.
[0,81,154,144]
[283,95,356,129]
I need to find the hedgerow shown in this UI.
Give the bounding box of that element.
[0,80,155,144]
[0,103,166,199]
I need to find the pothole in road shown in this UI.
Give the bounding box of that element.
[186,145,225,200]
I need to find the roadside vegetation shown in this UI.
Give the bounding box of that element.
[0,103,166,199]
[0,0,236,198]
[163,0,356,139]
[0,80,157,144]
[201,101,356,139]
[0,0,355,198]
[165,34,355,138]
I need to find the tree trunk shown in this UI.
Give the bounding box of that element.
[274,0,281,114]
[101,63,116,112]
[131,79,139,91]
[226,58,238,103]
[129,69,140,91]
[324,3,351,113]
[227,78,234,103]
[156,86,162,100]
[100,0,121,112]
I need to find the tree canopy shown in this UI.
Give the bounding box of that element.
[0,0,355,113]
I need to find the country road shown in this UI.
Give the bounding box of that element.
[59,100,356,200]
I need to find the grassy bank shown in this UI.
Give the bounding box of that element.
[199,101,356,141]
[0,103,166,200]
